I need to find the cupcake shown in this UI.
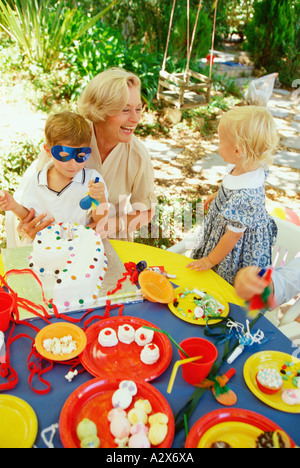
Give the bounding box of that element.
[256,368,283,395]
[140,343,160,365]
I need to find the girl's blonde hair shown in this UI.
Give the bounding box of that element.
[45,111,92,147]
[77,67,141,123]
[219,105,279,168]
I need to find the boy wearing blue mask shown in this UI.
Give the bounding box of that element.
[0,112,108,228]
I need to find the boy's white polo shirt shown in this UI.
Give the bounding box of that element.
[20,161,108,225]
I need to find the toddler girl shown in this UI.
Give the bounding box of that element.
[187,105,279,285]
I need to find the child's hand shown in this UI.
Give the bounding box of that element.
[186,256,214,271]
[234,266,272,301]
[88,180,106,203]
[203,192,217,211]
[0,190,17,212]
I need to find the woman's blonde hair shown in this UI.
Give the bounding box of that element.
[219,105,279,168]
[77,67,141,123]
[45,111,92,147]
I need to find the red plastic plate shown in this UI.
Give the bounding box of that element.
[185,408,296,448]
[80,316,172,381]
[59,377,175,448]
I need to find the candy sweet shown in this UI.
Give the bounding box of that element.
[108,408,131,440]
[107,381,170,448]
[112,381,137,410]
[256,368,283,395]
[43,335,77,356]
[98,328,118,347]
[135,327,154,346]
[29,223,107,311]
[76,418,100,448]
[128,423,151,448]
[140,343,160,365]
[148,413,169,446]
[118,324,135,344]
[281,388,300,406]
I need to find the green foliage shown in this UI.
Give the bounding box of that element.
[245,0,298,85]
[0,0,119,72]
[172,10,212,60]
[66,20,163,107]
[0,139,41,191]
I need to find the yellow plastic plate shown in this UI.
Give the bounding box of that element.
[0,395,38,448]
[244,351,300,413]
[198,421,262,448]
[168,286,229,325]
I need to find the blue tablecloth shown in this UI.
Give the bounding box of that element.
[1,299,299,448]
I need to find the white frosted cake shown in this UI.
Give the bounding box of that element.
[28,223,107,311]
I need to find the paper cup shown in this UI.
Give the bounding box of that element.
[179,337,218,385]
[0,292,14,332]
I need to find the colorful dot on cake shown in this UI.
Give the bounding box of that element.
[40,268,44,273]
[64,301,70,307]
[85,273,91,278]
[71,275,76,280]
[89,265,95,269]
[93,295,97,300]
[79,299,84,304]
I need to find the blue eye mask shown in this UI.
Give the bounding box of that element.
[51,145,92,163]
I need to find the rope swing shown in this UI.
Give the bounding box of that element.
[158,0,219,110]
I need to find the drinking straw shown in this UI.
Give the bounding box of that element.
[183,414,189,439]
[167,356,203,394]
[142,325,190,358]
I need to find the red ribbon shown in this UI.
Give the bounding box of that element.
[106,262,139,295]
[0,269,125,394]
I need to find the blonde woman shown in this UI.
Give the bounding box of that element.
[187,106,279,285]
[18,68,156,241]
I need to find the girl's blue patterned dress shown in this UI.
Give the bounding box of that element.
[192,165,278,285]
